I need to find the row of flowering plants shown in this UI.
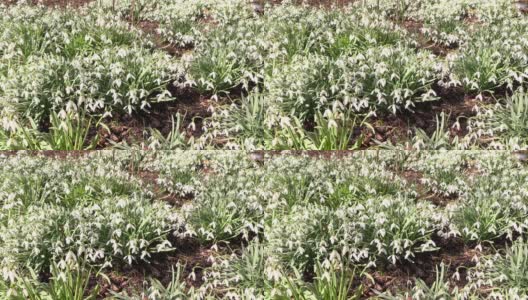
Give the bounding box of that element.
[2,151,527,298]
[2,0,528,149]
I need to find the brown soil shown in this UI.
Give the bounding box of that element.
[94,237,222,299]
[135,169,195,206]
[95,88,213,149]
[366,93,478,148]
[399,169,459,206]
[364,237,480,298]
[136,20,194,57]
[401,19,458,57]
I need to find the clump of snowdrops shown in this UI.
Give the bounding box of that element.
[0,4,184,151]
[0,153,183,285]
[2,151,528,298]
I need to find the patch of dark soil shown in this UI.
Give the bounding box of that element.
[368,85,479,147]
[517,1,528,13]
[95,88,213,148]
[401,19,458,56]
[364,237,479,297]
[135,170,160,184]
[422,192,458,206]
[95,114,146,149]
[413,86,475,133]
[158,192,195,206]
[368,115,413,148]
[145,250,212,291]
[400,169,424,183]
[133,169,195,206]
[423,41,458,57]
[136,20,194,57]
[95,270,143,299]
[399,169,458,206]
[95,237,215,299]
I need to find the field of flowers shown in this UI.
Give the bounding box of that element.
[2,1,528,299]
[0,0,528,150]
[0,150,527,299]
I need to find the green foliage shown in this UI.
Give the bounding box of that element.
[448,161,528,242]
[46,111,104,150]
[266,46,439,118]
[0,260,99,300]
[0,5,181,136]
[187,168,265,242]
[3,0,528,150]
[147,113,193,150]
[2,152,528,298]
[266,194,439,272]
[448,16,528,94]
[412,112,460,150]
[451,47,514,94]
[206,93,273,150]
[381,263,459,299]
[408,152,470,196]
[277,261,365,300]
[271,109,371,151]
[0,155,181,278]
[468,91,528,149]
[113,264,196,300]
[470,240,528,298]
[0,111,105,150]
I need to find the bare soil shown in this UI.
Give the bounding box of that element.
[365,237,479,297]
[94,241,215,299]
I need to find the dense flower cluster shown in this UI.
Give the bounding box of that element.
[145,151,528,298]
[0,4,182,129]
[2,0,528,150]
[1,151,528,298]
[0,153,183,283]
